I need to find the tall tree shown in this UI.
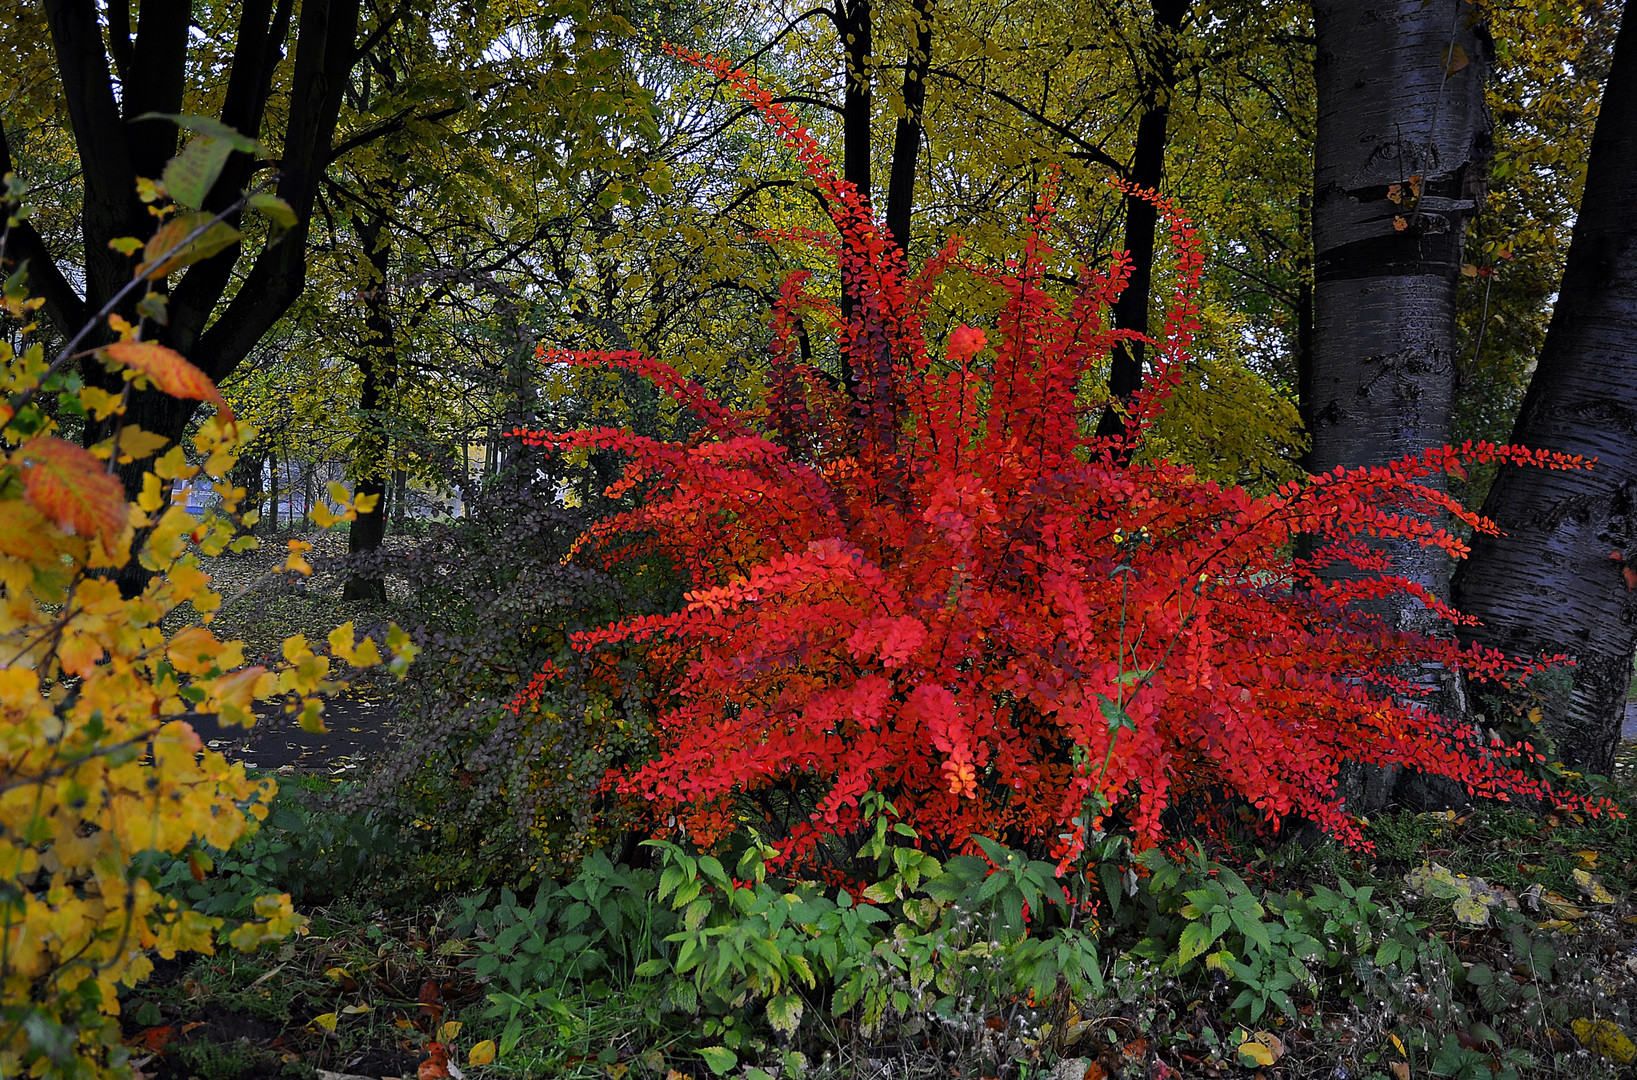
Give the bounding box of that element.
[18,0,365,454]
[1308,0,1492,615]
[1452,2,1637,775]
[1096,0,1190,441]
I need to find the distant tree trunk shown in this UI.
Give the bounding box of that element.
[344,212,397,602]
[1097,0,1190,441]
[1452,4,1637,775]
[1310,0,1492,809]
[268,454,280,532]
[392,467,407,528]
[883,0,932,253]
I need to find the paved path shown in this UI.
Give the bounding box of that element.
[182,692,400,772]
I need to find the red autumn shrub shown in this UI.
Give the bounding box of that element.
[511,52,1605,868]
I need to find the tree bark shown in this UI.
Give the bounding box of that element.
[35,0,360,456]
[883,0,932,253]
[1451,3,1637,776]
[343,212,397,602]
[1310,0,1492,811]
[1096,0,1190,442]
[1309,0,1491,618]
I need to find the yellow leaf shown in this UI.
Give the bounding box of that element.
[313,1012,338,1032]
[439,1020,463,1043]
[328,621,357,662]
[351,637,383,667]
[1391,1033,1406,1057]
[1575,849,1600,868]
[1542,891,1588,919]
[342,1003,373,1015]
[79,385,124,420]
[118,425,171,462]
[1236,1039,1274,1067]
[325,967,351,982]
[1572,868,1615,904]
[0,498,66,562]
[1572,1018,1637,1063]
[468,1040,497,1066]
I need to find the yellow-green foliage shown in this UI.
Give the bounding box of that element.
[0,190,414,1079]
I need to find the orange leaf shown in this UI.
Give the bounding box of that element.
[1622,566,1636,591]
[18,437,128,541]
[104,340,231,415]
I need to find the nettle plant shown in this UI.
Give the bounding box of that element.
[512,54,1605,872]
[0,160,413,1080]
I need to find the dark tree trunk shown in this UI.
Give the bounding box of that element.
[27,0,358,447]
[1097,0,1190,442]
[1310,0,1493,809]
[836,0,873,352]
[1296,191,1316,469]
[1451,4,1637,776]
[343,213,397,602]
[883,0,932,253]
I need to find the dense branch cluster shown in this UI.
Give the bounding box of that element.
[510,56,1608,870]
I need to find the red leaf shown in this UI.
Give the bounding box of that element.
[18,436,127,541]
[419,1042,450,1080]
[103,340,231,416]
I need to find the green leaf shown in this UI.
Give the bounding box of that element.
[135,113,266,156]
[632,958,668,977]
[1099,695,1136,734]
[162,136,236,208]
[767,993,803,1036]
[1176,919,1220,967]
[699,1046,738,1075]
[247,193,297,229]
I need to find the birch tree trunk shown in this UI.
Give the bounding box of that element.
[1451,4,1637,776]
[1311,0,1492,808]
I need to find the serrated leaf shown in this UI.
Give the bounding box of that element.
[136,212,242,279]
[698,1047,737,1076]
[248,192,297,229]
[118,425,170,462]
[0,499,67,562]
[162,136,235,208]
[103,340,231,415]
[134,113,265,155]
[18,436,127,541]
[767,993,803,1036]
